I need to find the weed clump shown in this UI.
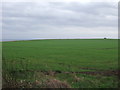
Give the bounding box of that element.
[43,79,71,88]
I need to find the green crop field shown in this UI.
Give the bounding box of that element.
[2,39,118,88]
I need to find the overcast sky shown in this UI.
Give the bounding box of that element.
[2,0,118,40]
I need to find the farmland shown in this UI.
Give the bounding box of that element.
[2,39,118,88]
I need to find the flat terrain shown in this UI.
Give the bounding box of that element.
[2,39,118,88]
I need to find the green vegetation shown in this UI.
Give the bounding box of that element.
[2,39,118,88]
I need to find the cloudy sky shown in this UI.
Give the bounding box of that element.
[2,0,118,40]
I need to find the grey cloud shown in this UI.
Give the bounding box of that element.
[2,1,118,40]
[3,2,117,27]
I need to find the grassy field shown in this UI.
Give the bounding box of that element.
[2,39,118,88]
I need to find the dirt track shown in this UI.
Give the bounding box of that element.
[9,69,119,77]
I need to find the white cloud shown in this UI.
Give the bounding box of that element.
[2,0,119,2]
